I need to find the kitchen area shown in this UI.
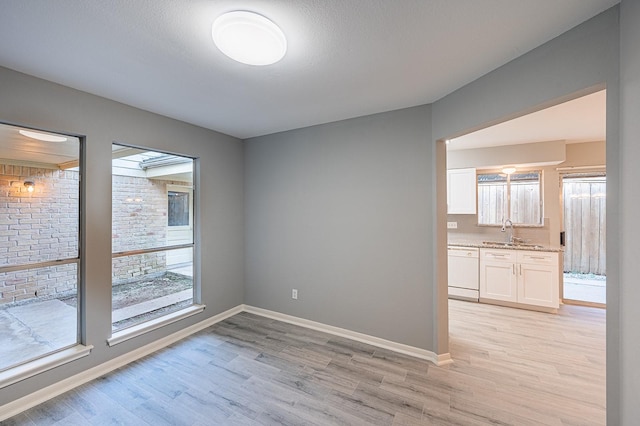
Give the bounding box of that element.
[446,166,564,313]
[445,90,607,312]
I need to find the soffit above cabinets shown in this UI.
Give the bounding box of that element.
[447,141,567,171]
[447,90,606,151]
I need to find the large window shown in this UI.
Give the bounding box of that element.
[111,144,196,334]
[0,122,82,374]
[478,170,542,226]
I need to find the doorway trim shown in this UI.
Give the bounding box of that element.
[439,85,609,352]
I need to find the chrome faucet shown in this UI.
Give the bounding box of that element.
[501,218,514,244]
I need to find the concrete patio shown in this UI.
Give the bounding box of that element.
[0,265,193,372]
[563,273,606,305]
[0,299,77,371]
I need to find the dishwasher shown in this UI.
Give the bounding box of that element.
[448,246,479,301]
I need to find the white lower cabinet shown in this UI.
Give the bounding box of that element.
[517,252,559,308]
[480,248,559,310]
[480,250,517,302]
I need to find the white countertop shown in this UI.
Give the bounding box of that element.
[448,241,563,253]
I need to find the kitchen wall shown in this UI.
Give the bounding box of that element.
[0,66,245,406]
[245,105,435,351]
[447,140,605,248]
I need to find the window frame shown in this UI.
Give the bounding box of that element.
[0,122,91,388]
[477,169,544,227]
[108,143,202,344]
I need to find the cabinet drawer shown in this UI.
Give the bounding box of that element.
[480,249,517,262]
[517,251,558,265]
[448,247,479,258]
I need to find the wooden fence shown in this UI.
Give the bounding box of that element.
[478,181,541,225]
[563,178,606,275]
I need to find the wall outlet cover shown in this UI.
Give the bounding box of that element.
[447,222,458,229]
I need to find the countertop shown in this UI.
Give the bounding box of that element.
[448,241,563,253]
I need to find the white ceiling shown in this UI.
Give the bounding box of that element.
[0,123,79,167]
[448,90,607,151]
[0,1,618,139]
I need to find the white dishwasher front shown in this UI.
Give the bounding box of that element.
[448,246,479,301]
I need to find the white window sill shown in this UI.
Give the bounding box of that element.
[0,344,93,389]
[108,304,205,347]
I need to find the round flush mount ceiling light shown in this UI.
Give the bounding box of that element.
[212,11,287,66]
[501,166,517,175]
[19,129,67,142]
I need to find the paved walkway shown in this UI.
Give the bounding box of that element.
[112,289,192,322]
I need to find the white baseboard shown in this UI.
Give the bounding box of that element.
[244,305,452,366]
[1,303,452,421]
[0,304,243,422]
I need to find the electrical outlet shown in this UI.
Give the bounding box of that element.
[447,221,458,229]
[292,289,298,300]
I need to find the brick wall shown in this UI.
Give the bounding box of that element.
[0,163,189,304]
[112,175,168,284]
[0,165,79,304]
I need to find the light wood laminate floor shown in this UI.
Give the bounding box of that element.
[5,300,605,425]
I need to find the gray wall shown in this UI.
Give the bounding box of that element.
[619,0,640,422]
[245,105,434,350]
[0,66,244,405]
[433,6,627,423]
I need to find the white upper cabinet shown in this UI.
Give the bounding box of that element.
[447,168,477,214]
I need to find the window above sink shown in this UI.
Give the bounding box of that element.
[477,170,543,227]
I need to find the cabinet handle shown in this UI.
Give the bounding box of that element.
[519,264,522,275]
[528,256,547,260]
[512,264,516,274]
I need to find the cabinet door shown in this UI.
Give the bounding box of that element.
[447,168,476,214]
[480,259,517,302]
[517,262,559,308]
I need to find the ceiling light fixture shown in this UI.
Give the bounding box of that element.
[19,129,67,142]
[501,166,517,175]
[212,10,287,66]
